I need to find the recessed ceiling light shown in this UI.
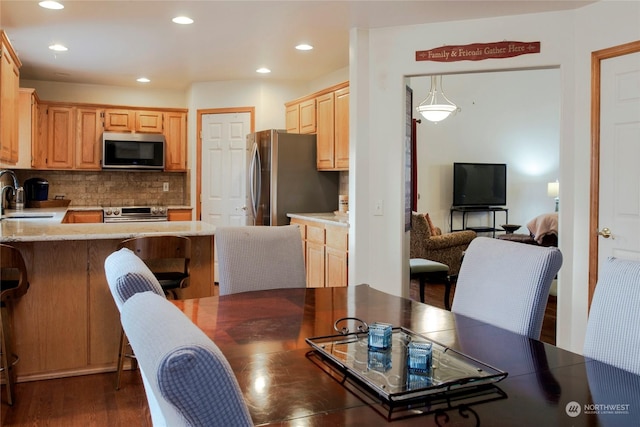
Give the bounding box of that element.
[172,16,194,25]
[256,68,271,74]
[39,1,64,10]
[137,77,151,83]
[295,44,313,51]
[49,44,68,52]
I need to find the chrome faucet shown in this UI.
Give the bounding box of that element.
[0,169,20,215]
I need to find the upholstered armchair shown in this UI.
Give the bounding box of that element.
[410,212,476,277]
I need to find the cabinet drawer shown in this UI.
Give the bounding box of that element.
[326,226,347,251]
[307,225,325,244]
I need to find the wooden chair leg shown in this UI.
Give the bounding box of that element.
[115,329,126,390]
[443,275,452,311]
[419,274,426,303]
[1,304,15,405]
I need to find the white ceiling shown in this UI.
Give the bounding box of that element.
[1,0,595,90]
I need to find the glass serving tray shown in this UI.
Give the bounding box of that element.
[306,327,508,404]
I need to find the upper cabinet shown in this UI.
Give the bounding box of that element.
[285,81,349,171]
[104,109,163,133]
[16,88,38,169]
[285,98,316,134]
[75,107,104,170]
[0,31,22,165]
[32,102,187,171]
[163,111,187,172]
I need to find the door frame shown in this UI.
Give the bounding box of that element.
[196,107,255,220]
[589,40,640,307]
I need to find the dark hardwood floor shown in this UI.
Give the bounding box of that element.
[1,283,557,425]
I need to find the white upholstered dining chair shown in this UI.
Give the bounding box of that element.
[451,237,563,340]
[215,225,306,295]
[121,291,253,427]
[584,257,640,376]
[104,248,166,393]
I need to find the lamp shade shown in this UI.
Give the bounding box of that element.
[416,75,459,123]
[547,181,559,198]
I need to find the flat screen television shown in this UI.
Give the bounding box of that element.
[452,163,507,207]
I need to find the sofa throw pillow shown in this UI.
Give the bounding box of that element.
[425,213,441,236]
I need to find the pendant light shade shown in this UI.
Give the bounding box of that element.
[416,75,459,123]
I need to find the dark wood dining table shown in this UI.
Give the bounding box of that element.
[172,284,639,426]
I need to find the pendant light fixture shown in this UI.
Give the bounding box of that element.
[416,75,459,123]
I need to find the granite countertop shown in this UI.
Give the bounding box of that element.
[287,212,349,227]
[0,207,214,243]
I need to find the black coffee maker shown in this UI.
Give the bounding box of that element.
[24,177,49,201]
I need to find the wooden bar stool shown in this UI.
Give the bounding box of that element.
[118,236,191,299]
[1,244,30,406]
[409,258,451,310]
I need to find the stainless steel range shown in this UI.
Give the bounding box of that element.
[103,206,168,223]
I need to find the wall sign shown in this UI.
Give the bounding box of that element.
[416,41,540,62]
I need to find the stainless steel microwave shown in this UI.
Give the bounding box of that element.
[102,132,165,170]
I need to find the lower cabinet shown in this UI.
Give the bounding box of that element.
[63,210,104,223]
[167,208,192,221]
[290,217,348,287]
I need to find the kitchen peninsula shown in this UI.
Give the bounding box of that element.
[1,210,215,382]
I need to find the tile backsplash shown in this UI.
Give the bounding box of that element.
[11,169,347,209]
[14,170,188,207]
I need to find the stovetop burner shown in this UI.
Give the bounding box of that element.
[103,206,168,222]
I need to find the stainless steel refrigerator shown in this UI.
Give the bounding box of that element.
[247,129,339,225]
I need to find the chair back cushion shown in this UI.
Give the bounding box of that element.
[104,248,165,311]
[451,237,562,339]
[584,257,640,375]
[121,292,253,427]
[216,225,306,295]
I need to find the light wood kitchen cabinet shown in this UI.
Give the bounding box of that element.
[325,224,348,287]
[136,110,163,133]
[285,81,349,171]
[103,109,133,132]
[16,88,38,169]
[163,111,187,171]
[290,217,348,288]
[33,102,187,171]
[168,208,192,221]
[32,103,48,169]
[285,104,300,133]
[316,92,335,170]
[284,98,316,134]
[63,210,103,223]
[333,86,350,170]
[104,109,163,133]
[46,106,75,169]
[316,84,349,171]
[75,107,103,170]
[0,30,21,165]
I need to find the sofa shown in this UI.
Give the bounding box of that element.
[410,212,476,277]
[498,212,558,247]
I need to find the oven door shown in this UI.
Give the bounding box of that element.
[103,216,167,223]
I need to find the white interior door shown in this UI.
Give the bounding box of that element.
[200,112,252,227]
[598,51,640,265]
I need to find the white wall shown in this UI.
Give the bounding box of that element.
[351,2,640,354]
[20,79,187,108]
[410,68,560,229]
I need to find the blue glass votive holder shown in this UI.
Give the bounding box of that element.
[368,322,393,350]
[407,372,433,389]
[368,348,392,372]
[407,341,432,374]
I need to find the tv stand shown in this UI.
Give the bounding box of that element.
[450,206,508,238]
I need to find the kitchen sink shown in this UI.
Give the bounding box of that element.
[1,213,55,220]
